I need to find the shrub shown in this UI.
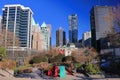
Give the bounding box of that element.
[63,56,75,63]
[85,63,100,75]
[0,46,6,58]
[45,64,53,71]
[0,59,16,70]
[29,55,48,64]
[73,63,82,69]
[50,54,64,63]
[33,62,50,70]
[15,65,32,74]
[14,68,19,76]
[23,68,32,73]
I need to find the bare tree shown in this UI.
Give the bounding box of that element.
[72,48,98,63]
[105,5,120,46]
[0,29,20,48]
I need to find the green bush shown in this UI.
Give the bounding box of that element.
[50,54,64,63]
[85,63,100,75]
[0,46,6,58]
[14,67,19,76]
[30,55,48,64]
[73,63,82,69]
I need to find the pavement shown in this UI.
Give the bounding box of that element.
[1,68,120,80]
[1,74,120,80]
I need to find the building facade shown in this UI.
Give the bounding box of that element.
[32,24,45,51]
[47,24,52,47]
[57,43,78,56]
[90,6,114,50]
[41,22,51,50]
[83,31,91,47]
[2,4,33,49]
[68,14,78,43]
[56,27,66,47]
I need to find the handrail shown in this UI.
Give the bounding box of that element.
[0,73,5,77]
[1,69,13,76]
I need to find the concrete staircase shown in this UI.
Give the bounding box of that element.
[0,69,14,77]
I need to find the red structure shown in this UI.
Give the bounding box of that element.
[48,68,52,76]
[54,66,59,77]
[48,66,59,77]
[58,49,65,54]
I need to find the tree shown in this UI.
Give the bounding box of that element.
[71,48,98,63]
[45,47,58,58]
[105,5,120,46]
[0,46,6,58]
[0,29,20,47]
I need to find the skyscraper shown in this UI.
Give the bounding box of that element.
[56,27,66,47]
[68,14,78,43]
[41,22,51,50]
[83,31,91,47]
[2,4,33,49]
[32,24,46,51]
[90,6,114,49]
[47,24,52,47]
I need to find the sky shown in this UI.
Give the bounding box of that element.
[0,0,120,46]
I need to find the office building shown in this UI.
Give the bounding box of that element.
[2,4,33,49]
[68,14,78,43]
[90,6,114,49]
[56,27,66,47]
[32,24,45,51]
[83,31,91,47]
[47,24,52,47]
[41,22,51,50]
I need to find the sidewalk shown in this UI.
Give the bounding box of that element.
[57,73,120,80]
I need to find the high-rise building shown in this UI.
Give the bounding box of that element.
[68,14,78,43]
[47,24,52,47]
[32,24,45,51]
[83,31,91,47]
[90,6,114,49]
[83,31,91,41]
[2,4,33,49]
[56,27,66,47]
[41,22,51,50]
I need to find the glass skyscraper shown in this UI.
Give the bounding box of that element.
[56,27,66,47]
[68,14,78,43]
[2,4,33,49]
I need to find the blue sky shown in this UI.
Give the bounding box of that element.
[0,0,120,46]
